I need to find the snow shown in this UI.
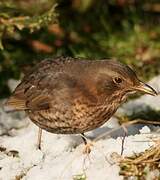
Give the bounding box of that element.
[0,122,158,180]
[139,126,151,134]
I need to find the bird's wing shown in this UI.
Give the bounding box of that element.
[6,70,80,111]
[6,57,98,111]
[6,78,48,111]
[6,58,67,110]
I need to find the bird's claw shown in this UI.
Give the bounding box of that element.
[83,142,94,154]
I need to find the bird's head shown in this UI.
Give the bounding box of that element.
[95,60,157,100]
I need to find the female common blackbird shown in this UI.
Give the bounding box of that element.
[6,57,157,149]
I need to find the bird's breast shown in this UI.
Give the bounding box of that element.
[27,94,124,134]
[71,98,121,132]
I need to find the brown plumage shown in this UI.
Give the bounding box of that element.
[6,57,157,149]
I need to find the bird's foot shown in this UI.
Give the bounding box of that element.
[83,141,94,154]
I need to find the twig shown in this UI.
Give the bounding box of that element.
[120,126,127,155]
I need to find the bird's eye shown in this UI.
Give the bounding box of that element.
[113,77,123,84]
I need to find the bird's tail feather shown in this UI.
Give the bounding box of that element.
[5,96,27,110]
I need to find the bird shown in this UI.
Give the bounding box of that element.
[6,57,157,150]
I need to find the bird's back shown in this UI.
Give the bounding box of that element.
[6,57,97,111]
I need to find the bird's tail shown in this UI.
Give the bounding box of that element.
[5,96,27,111]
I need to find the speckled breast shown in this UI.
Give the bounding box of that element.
[26,99,120,134]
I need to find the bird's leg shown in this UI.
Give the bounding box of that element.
[81,133,93,154]
[37,127,42,150]
[81,133,87,145]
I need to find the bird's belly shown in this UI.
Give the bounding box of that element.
[72,106,117,132]
[27,109,77,134]
[27,104,117,134]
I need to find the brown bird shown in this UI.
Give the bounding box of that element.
[6,57,157,150]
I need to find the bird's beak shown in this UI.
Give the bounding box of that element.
[133,82,157,96]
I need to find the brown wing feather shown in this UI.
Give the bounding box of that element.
[6,82,27,110]
[6,59,58,110]
[6,96,26,110]
[26,95,50,111]
[6,58,98,111]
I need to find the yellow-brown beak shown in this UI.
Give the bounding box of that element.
[134,82,157,96]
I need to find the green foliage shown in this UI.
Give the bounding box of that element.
[0,1,58,49]
[73,174,87,180]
